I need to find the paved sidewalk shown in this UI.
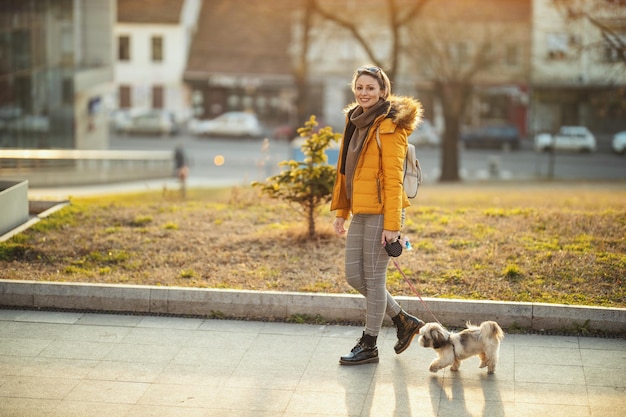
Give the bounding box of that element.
[0,309,624,417]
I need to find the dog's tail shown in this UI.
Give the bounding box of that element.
[479,321,504,341]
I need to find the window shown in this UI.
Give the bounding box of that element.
[506,45,519,66]
[118,35,130,61]
[62,78,73,105]
[603,36,625,62]
[152,85,163,109]
[151,36,163,62]
[546,33,568,60]
[12,30,31,70]
[119,85,131,109]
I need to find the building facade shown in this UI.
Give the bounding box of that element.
[531,0,626,135]
[183,0,298,127]
[187,0,621,140]
[0,0,114,150]
[114,0,201,123]
[299,0,531,135]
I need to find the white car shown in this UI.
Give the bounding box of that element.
[408,119,440,147]
[612,131,626,155]
[189,112,263,138]
[114,110,178,136]
[534,126,596,153]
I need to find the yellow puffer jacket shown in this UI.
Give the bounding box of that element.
[331,95,423,231]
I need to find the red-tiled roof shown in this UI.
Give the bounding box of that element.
[117,0,184,24]
[185,0,299,79]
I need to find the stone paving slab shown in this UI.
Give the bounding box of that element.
[1,308,625,417]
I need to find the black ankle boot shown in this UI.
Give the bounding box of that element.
[392,310,425,354]
[339,332,379,365]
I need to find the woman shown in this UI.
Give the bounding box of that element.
[331,65,425,365]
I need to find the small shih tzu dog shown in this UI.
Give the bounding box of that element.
[418,321,504,374]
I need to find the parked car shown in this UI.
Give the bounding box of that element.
[189,111,264,138]
[408,119,440,147]
[612,131,626,155]
[116,110,178,137]
[534,126,596,153]
[272,124,298,141]
[460,124,521,150]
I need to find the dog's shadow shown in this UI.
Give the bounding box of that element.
[429,372,505,417]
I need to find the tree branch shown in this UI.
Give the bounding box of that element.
[311,0,382,68]
[586,14,626,63]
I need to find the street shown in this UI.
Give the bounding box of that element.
[109,134,626,185]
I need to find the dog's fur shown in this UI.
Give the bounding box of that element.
[418,321,504,374]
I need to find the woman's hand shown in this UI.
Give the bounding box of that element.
[381,229,400,245]
[333,217,347,235]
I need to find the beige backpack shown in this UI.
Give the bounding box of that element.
[375,127,422,200]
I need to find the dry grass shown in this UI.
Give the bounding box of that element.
[1,182,624,308]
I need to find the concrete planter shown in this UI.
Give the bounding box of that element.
[0,180,29,236]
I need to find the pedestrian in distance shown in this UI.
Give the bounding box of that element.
[331,65,425,365]
[173,144,189,198]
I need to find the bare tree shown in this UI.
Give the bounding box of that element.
[309,0,529,182]
[293,0,316,127]
[310,0,430,81]
[405,0,533,183]
[408,21,502,181]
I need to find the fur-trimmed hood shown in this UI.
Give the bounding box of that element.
[343,94,424,132]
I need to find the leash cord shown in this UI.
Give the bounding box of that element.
[391,258,442,325]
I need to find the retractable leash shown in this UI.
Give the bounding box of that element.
[385,240,442,325]
[390,258,442,325]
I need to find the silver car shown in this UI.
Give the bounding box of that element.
[189,112,264,138]
[116,110,178,137]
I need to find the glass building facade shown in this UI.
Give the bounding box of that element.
[0,0,113,150]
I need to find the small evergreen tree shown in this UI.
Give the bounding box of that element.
[252,116,340,239]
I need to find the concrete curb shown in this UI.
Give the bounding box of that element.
[1,280,624,334]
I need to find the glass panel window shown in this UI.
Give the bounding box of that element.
[62,78,73,105]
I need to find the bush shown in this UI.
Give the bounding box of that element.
[252,116,340,238]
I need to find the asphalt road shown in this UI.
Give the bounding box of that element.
[109,133,626,185]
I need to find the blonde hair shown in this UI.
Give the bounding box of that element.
[351,65,392,99]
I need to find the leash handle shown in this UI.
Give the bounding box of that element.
[391,258,442,325]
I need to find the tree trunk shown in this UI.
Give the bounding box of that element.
[436,81,471,182]
[307,198,316,239]
[440,116,461,182]
[295,0,314,127]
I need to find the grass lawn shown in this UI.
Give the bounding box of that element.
[1,182,624,308]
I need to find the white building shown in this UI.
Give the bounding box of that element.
[531,0,626,134]
[114,0,201,122]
